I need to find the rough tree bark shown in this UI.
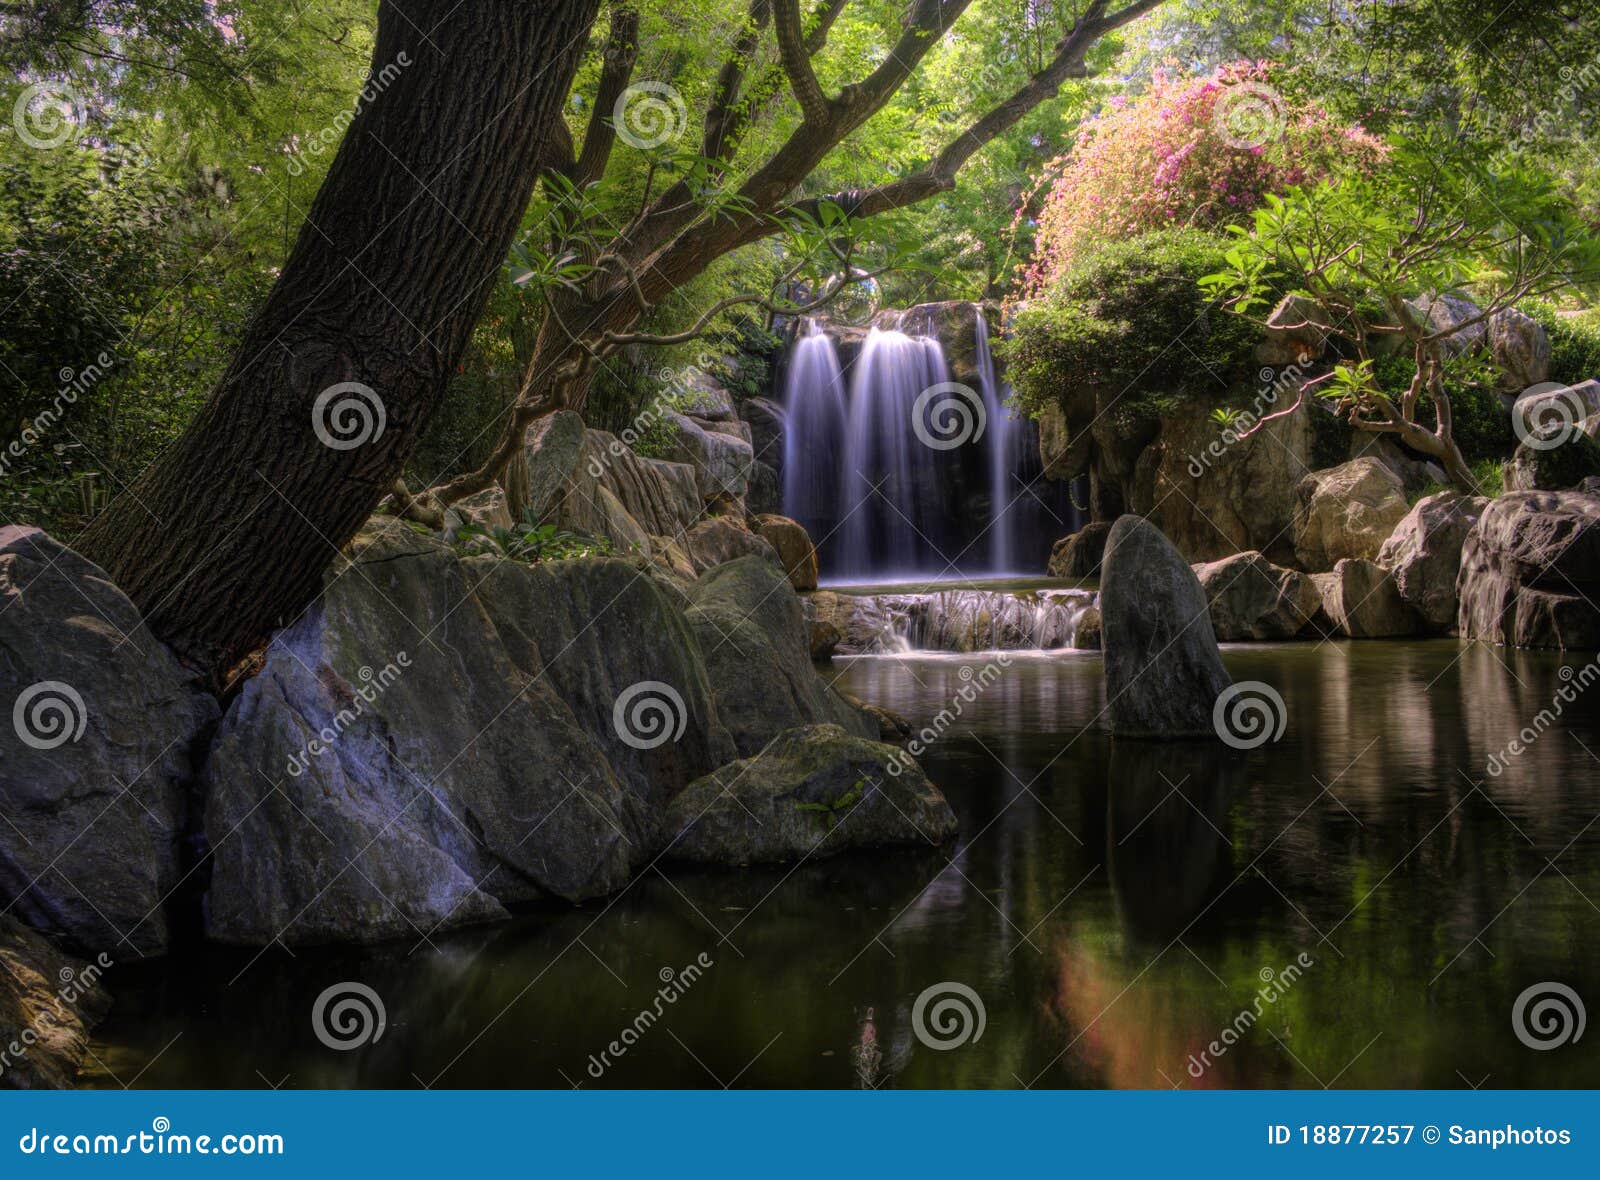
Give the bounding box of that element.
[79,0,603,687]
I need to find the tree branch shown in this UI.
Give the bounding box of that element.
[573,3,641,186]
[775,0,829,124]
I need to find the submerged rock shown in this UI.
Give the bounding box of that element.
[1292,457,1409,570]
[1073,606,1102,650]
[0,526,217,958]
[1457,489,1600,649]
[1192,551,1320,640]
[1312,559,1418,638]
[1377,491,1487,633]
[0,916,112,1088]
[1099,516,1232,738]
[663,725,957,865]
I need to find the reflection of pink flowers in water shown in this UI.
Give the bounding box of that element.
[851,1006,882,1089]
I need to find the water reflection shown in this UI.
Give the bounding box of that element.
[94,642,1600,1089]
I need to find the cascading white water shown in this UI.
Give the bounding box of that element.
[778,303,1077,582]
[780,325,846,536]
[817,587,1098,655]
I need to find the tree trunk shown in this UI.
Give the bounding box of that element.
[79,0,601,687]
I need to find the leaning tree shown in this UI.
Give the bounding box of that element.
[78,0,603,686]
[81,0,1166,686]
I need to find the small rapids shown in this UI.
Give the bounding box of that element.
[812,586,1098,655]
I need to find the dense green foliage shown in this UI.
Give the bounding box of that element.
[1527,303,1600,389]
[1004,229,1257,424]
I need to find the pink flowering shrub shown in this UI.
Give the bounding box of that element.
[1020,62,1386,297]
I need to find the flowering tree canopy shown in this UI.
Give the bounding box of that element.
[1020,62,1385,296]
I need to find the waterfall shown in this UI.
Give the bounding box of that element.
[780,323,846,538]
[837,328,957,578]
[778,304,1077,581]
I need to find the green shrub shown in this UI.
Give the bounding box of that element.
[455,514,615,563]
[1526,301,1600,386]
[1004,229,1258,426]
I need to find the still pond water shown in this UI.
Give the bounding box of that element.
[94,641,1600,1088]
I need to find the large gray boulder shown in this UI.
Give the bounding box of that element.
[202,520,732,946]
[665,411,755,503]
[1129,400,1315,567]
[1100,516,1233,738]
[1192,551,1319,640]
[1408,294,1549,392]
[663,725,957,865]
[519,410,701,546]
[1457,489,1600,649]
[1377,492,1488,632]
[1312,559,1418,638]
[685,557,874,755]
[738,397,786,473]
[1,915,112,1088]
[1292,457,1410,570]
[0,527,216,958]
[1504,431,1600,492]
